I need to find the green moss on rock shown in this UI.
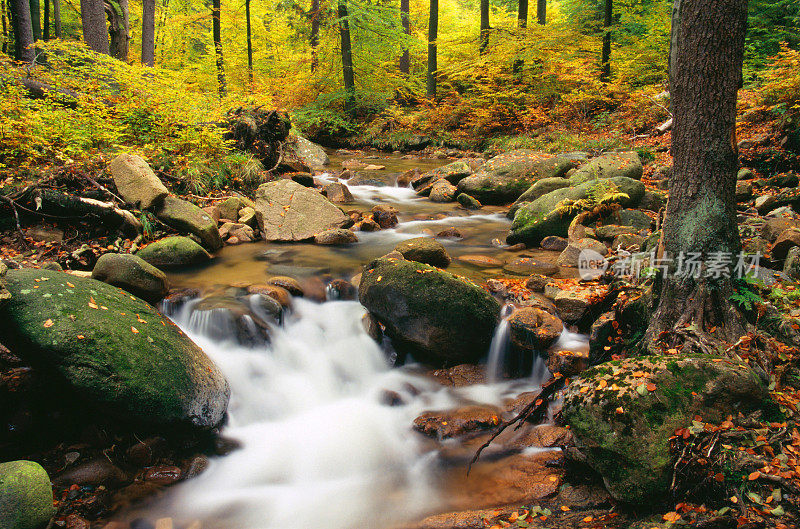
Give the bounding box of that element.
[0,269,229,429]
[0,460,55,529]
[358,257,500,366]
[562,355,768,504]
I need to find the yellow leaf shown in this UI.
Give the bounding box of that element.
[43,319,53,328]
[131,326,139,334]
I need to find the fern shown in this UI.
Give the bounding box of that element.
[730,276,764,311]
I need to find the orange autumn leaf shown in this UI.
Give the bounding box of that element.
[131,326,140,334]
[43,319,53,328]
[748,471,760,481]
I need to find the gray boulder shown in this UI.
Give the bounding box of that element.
[314,228,358,245]
[254,180,348,241]
[109,154,168,210]
[286,135,329,168]
[91,253,169,304]
[429,180,457,202]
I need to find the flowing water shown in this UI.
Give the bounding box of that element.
[129,152,586,528]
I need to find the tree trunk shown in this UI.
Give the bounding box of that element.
[2,0,9,53]
[518,0,527,28]
[426,0,437,97]
[536,0,545,25]
[645,0,749,353]
[10,0,34,62]
[310,0,319,72]
[52,0,60,38]
[338,0,355,117]
[80,0,109,54]
[29,0,39,40]
[399,0,409,74]
[106,0,129,61]
[42,0,48,40]
[245,0,253,84]
[600,0,611,81]
[141,0,154,65]
[479,0,489,54]
[212,0,226,96]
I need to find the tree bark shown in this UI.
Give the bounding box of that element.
[42,0,48,40]
[212,0,226,96]
[536,0,545,25]
[600,0,611,81]
[141,0,154,65]
[338,0,355,117]
[29,0,39,40]
[105,0,129,61]
[426,0,437,97]
[645,0,749,353]
[52,0,60,38]
[399,0,410,74]
[10,0,34,62]
[518,0,527,28]
[2,0,9,54]
[310,0,319,72]
[245,0,253,84]
[80,0,109,54]
[479,0,489,54]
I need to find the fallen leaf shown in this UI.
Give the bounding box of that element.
[131,326,139,334]
[43,319,53,328]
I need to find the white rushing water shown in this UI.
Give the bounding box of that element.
[148,298,548,529]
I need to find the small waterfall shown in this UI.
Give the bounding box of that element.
[486,303,515,383]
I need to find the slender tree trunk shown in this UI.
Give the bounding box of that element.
[52,0,60,37]
[398,0,409,74]
[310,0,319,72]
[211,0,226,96]
[245,0,253,84]
[645,0,749,353]
[479,0,489,54]
[518,0,527,28]
[42,0,48,39]
[29,0,39,40]
[426,0,437,97]
[338,0,355,117]
[536,0,545,25]
[11,0,34,61]
[106,0,129,60]
[2,0,9,53]
[80,0,109,54]
[141,0,154,65]
[600,0,611,81]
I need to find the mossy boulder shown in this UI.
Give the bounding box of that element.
[91,253,169,304]
[412,160,474,194]
[359,257,501,366]
[155,196,223,251]
[567,152,643,186]
[457,150,576,205]
[562,355,768,504]
[507,177,645,247]
[0,460,56,529]
[509,177,573,218]
[394,237,451,268]
[137,236,213,268]
[0,269,230,429]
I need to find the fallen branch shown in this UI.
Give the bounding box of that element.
[467,376,565,473]
[33,188,142,237]
[0,76,80,108]
[655,117,673,135]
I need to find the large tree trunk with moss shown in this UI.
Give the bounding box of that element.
[645,0,749,353]
[426,0,437,97]
[105,0,129,61]
[338,0,355,117]
[10,0,34,62]
[399,0,410,74]
[80,0,109,54]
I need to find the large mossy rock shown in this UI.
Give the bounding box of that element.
[507,177,645,246]
[394,237,451,268]
[359,257,501,367]
[567,152,643,186]
[91,253,169,304]
[254,179,348,241]
[155,196,223,251]
[456,150,576,205]
[108,154,169,210]
[0,269,230,429]
[0,460,56,529]
[562,355,769,504]
[137,236,213,268]
[412,160,474,193]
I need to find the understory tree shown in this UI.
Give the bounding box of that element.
[645,0,749,353]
